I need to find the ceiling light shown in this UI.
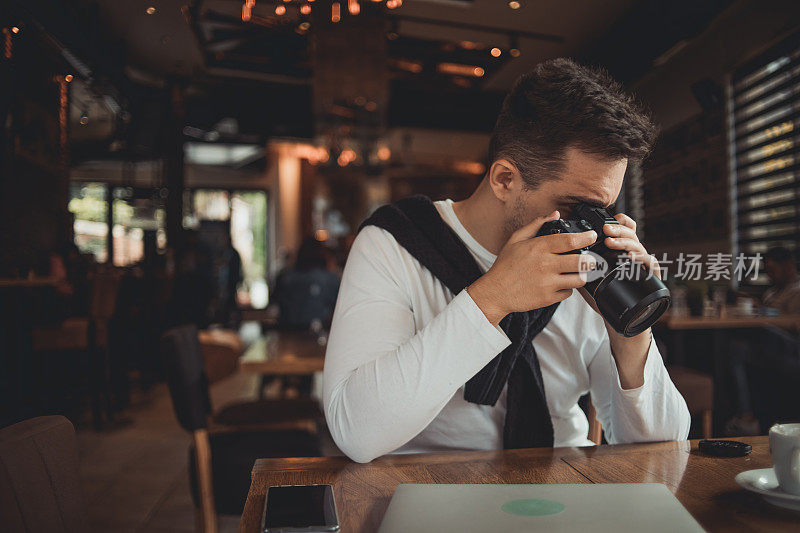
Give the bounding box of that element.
[437,62,484,78]
[275,5,286,15]
[349,0,360,15]
[458,40,481,50]
[64,74,73,82]
[331,2,340,22]
[146,6,156,15]
[80,111,89,125]
[300,4,311,14]
[11,26,20,34]
[394,58,423,73]
[490,47,501,57]
[337,148,356,166]
[509,1,521,9]
[508,34,520,58]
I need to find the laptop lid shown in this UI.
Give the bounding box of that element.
[378,483,704,533]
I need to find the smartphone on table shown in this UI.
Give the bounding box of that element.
[262,484,339,532]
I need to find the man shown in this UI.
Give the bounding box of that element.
[762,247,800,315]
[323,58,690,463]
[727,247,800,435]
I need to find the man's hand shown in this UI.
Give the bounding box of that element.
[467,211,598,326]
[578,212,659,389]
[601,213,661,280]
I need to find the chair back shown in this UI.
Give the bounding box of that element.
[161,324,212,431]
[198,329,243,384]
[89,268,121,322]
[0,416,88,533]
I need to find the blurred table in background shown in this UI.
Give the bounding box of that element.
[238,331,326,376]
[659,314,800,435]
[239,436,796,532]
[661,314,800,331]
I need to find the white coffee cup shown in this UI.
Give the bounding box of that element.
[769,423,800,495]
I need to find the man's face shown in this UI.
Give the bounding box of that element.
[505,148,628,235]
[503,146,628,235]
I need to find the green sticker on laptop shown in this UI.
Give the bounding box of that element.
[501,498,565,516]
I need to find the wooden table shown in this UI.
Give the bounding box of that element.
[661,314,800,331]
[240,436,799,532]
[238,331,326,375]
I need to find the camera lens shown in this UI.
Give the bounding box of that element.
[626,298,670,335]
[587,261,671,337]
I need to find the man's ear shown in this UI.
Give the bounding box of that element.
[487,159,522,203]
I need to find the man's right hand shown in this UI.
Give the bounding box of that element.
[467,210,598,326]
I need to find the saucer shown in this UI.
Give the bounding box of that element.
[735,468,800,511]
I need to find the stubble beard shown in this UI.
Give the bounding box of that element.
[502,195,527,241]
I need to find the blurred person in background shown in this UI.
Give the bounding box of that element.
[167,230,215,329]
[271,236,340,330]
[726,247,800,435]
[762,247,800,315]
[218,234,243,328]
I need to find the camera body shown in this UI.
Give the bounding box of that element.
[537,204,671,337]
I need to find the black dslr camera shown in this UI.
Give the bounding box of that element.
[537,203,670,337]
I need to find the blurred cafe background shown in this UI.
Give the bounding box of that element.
[1,0,799,531]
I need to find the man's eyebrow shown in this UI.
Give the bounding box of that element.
[561,195,611,209]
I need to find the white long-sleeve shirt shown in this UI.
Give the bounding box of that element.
[323,199,690,463]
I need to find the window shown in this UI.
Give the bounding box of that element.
[730,32,800,283]
[231,191,269,308]
[184,188,270,309]
[68,182,108,262]
[111,188,167,267]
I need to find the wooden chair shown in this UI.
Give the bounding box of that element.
[666,365,714,438]
[0,416,88,532]
[30,269,122,427]
[585,365,714,443]
[160,325,321,533]
[586,396,603,445]
[198,329,244,384]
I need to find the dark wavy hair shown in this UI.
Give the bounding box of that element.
[295,237,328,271]
[488,58,658,189]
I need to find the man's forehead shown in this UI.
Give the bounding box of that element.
[558,148,627,207]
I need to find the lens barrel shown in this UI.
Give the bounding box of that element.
[586,258,671,337]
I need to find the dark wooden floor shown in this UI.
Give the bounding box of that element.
[76,373,262,532]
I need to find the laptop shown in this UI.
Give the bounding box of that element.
[378,483,705,533]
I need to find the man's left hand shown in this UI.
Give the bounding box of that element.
[578,212,657,389]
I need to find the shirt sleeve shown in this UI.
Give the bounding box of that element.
[587,328,691,444]
[322,226,511,463]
